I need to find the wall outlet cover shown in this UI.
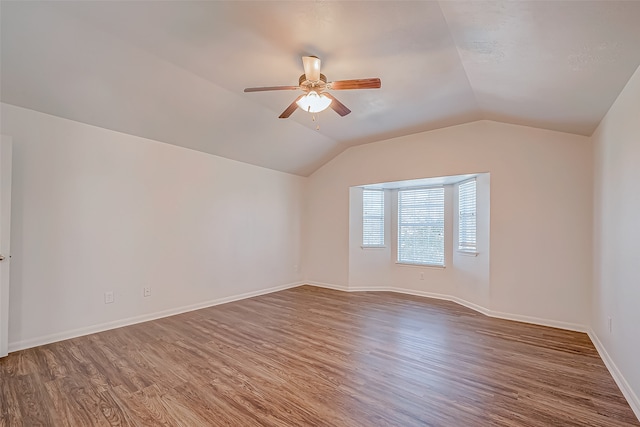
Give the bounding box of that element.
[104,291,114,304]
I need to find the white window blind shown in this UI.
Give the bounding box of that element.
[458,179,477,251]
[362,189,385,247]
[398,187,445,266]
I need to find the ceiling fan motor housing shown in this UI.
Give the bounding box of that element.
[299,73,327,90]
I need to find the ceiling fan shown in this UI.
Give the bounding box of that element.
[244,56,381,118]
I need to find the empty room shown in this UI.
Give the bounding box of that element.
[1,1,639,425]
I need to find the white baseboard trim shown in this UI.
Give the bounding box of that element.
[588,330,640,421]
[307,282,586,332]
[8,281,304,353]
[485,308,587,332]
[305,281,349,292]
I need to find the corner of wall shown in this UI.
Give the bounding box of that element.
[588,329,640,420]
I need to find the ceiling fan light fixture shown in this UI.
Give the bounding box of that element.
[296,91,332,113]
[244,55,379,118]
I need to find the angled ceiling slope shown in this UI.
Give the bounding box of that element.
[2,1,640,176]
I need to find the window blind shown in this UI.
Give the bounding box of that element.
[398,187,444,266]
[362,189,385,246]
[458,179,477,251]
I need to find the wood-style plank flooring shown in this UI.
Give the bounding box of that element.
[1,285,638,426]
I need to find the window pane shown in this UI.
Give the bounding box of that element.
[458,179,477,251]
[398,187,444,265]
[363,189,384,246]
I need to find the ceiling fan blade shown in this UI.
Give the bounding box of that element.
[323,93,351,117]
[329,78,381,90]
[302,56,321,82]
[244,85,299,93]
[279,95,306,119]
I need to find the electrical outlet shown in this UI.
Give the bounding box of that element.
[608,316,612,333]
[420,272,424,280]
[104,291,114,304]
[143,286,151,297]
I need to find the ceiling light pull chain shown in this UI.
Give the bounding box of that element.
[306,105,320,130]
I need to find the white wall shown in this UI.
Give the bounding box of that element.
[348,187,393,288]
[304,120,593,328]
[1,103,305,350]
[592,64,640,415]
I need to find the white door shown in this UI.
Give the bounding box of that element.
[0,136,12,357]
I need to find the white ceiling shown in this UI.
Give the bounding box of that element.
[2,1,639,176]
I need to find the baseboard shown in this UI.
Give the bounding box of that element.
[588,330,640,421]
[387,287,495,317]
[8,281,304,353]
[486,308,587,332]
[305,281,349,292]
[308,283,586,332]
[310,283,456,302]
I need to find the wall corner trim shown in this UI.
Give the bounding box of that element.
[588,329,640,422]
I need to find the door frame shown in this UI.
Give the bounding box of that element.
[1,135,13,357]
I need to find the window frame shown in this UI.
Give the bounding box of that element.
[457,178,477,254]
[362,189,385,248]
[396,186,445,267]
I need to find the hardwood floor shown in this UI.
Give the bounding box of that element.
[1,285,638,426]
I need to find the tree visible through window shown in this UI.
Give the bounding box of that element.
[397,187,445,266]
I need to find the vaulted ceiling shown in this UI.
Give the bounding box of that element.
[2,1,640,176]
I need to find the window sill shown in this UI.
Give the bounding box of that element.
[361,245,386,249]
[457,250,479,257]
[395,262,445,269]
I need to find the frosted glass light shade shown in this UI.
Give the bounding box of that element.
[296,91,332,113]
